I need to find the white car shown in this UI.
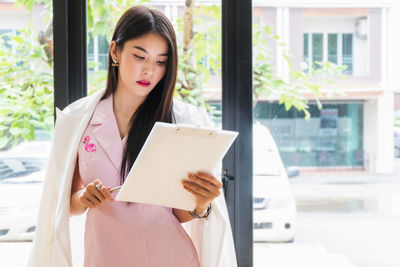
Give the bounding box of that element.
[253,123,297,242]
[0,141,50,241]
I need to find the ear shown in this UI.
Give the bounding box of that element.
[109,41,119,63]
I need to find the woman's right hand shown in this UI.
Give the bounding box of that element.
[77,179,114,209]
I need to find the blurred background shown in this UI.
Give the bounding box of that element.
[0,0,399,266]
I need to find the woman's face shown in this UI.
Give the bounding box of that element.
[111,33,169,99]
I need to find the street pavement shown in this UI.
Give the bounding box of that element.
[254,242,355,267]
[0,242,30,267]
[292,211,400,267]
[253,158,400,267]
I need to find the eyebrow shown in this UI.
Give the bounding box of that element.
[133,46,168,57]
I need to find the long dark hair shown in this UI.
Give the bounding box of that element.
[102,6,178,183]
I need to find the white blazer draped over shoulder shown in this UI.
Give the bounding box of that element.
[28,89,237,267]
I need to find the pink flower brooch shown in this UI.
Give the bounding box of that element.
[83,136,96,152]
[83,136,96,166]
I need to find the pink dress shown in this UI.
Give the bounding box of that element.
[78,95,201,267]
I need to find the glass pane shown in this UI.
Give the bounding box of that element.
[253,6,398,267]
[255,102,364,167]
[303,33,309,73]
[312,33,323,69]
[328,33,338,64]
[342,33,353,74]
[0,1,53,266]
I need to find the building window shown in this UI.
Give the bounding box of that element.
[311,33,323,70]
[342,33,353,74]
[253,102,364,168]
[209,101,364,168]
[303,33,309,72]
[304,32,353,75]
[328,33,338,64]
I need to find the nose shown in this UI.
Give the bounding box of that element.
[142,60,154,77]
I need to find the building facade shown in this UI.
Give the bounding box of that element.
[250,1,399,173]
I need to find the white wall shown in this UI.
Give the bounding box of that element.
[387,5,400,94]
[376,92,395,173]
[304,16,356,32]
[0,10,30,30]
[364,92,395,173]
[354,19,369,76]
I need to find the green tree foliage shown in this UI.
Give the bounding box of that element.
[0,0,148,149]
[175,5,221,107]
[1,1,345,150]
[0,26,53,149]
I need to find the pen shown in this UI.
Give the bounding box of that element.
[109,186,122,193]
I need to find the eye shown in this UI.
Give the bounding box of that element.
[156,60,167,66]
[133,54,145,60]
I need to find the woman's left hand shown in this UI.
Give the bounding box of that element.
[182,172,223,214]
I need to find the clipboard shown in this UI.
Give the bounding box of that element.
[115,122,238,211]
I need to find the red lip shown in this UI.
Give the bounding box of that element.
[137,80,151,87]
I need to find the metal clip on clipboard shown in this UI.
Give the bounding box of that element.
[175,125,217,137]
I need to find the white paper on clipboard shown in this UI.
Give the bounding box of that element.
[115,122,238,211]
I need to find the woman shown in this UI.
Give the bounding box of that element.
[28,6,236,267]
